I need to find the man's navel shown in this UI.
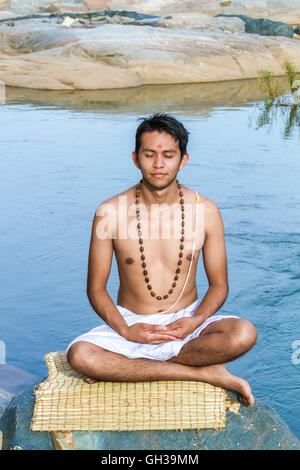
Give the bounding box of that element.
[186,253,192,261]
[125,257,134,265]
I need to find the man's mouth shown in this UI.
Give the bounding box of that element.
[152,173,167,178]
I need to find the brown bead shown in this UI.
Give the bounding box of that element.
[169,289,173,294]
[179,252,183,258]
[143,269,148,276]
[174,275,179,281]
[178,260,182,265]
[136,192,140,198]
[180,244,184,250]
[145,277,149,283]
[181,213,184,219]
[136,184,141,190]
[172,282,177,288]
[147,285,152,290]
[181,229,184,234]
[163,295,169,299]
[139,239,143,244]
[151,291,156,297]
[177,184,181,189]
[179,191,183,197]
[176,268,180,274]
[141,255,145,260]
[136,207,140,213]
[142,262,146,268]
[137,223,141,229]
[181,206,184,212]
[180,237,184,242]
[156,296,162,300]
[136,200,140,205]
[181,221,185,227]
[180,199,184,204]
[140,246,144,252]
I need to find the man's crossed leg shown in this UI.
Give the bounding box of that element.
[67,318,258,407]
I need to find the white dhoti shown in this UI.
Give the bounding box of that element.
[66,299,239,361]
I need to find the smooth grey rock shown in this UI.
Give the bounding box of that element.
[156,12,245,33]
[0,387,299,450]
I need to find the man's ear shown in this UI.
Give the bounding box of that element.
[132,151,140,169]
[179,153,189,171]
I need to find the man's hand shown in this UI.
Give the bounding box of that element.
[162,317,201,340]
[121,323,182,345]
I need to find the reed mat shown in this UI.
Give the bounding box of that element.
[30,351,227,431]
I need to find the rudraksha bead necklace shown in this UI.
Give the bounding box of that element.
[135,179,185,301]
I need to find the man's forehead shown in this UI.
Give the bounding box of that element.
[140,131,179,149]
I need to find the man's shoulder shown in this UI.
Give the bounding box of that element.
[94,186,135,216]
[196,193,220,214]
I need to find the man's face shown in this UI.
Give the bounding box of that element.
[132,131,189,190]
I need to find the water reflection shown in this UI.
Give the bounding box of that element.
[254,102,300,138]
[250,73,300,138]
[5,78,268,115]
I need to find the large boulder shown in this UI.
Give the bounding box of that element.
[0,386,299,450]
[1,21,300,90]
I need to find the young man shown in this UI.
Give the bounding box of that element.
[67,113,258,407]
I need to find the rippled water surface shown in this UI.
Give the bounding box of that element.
[0,82,299,439]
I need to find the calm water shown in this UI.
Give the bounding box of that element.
[0,82,299,439]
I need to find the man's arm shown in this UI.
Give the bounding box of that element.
[86,205,129,336]
[192,199,229,324]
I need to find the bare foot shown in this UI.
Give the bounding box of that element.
[198,364,255,407]
[85,376,99,384]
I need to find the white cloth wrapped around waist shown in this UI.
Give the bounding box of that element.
[66,299,239,361]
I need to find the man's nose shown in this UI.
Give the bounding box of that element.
[153,154,164,167]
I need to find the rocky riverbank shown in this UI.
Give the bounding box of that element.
[0,1,299,90]
[1,1,300,25]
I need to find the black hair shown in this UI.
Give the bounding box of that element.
[135,113,189,158]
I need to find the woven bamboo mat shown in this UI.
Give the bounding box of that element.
[30,351,227,432]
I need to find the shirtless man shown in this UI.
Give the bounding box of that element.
[66,113,258,407]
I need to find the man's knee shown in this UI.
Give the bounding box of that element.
[230,319,258,352]
[67,341,97,370]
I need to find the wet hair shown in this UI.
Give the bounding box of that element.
[135,113,189,158]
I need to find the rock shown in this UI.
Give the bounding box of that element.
[0,386,55,450]
[2,1,300,25]
[216,14,294,38]
[156,12,245,33]
[1,21,300,90]
[0,388,14,417]
[0,387,299,450]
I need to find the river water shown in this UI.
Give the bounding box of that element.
[0,81,299,439]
